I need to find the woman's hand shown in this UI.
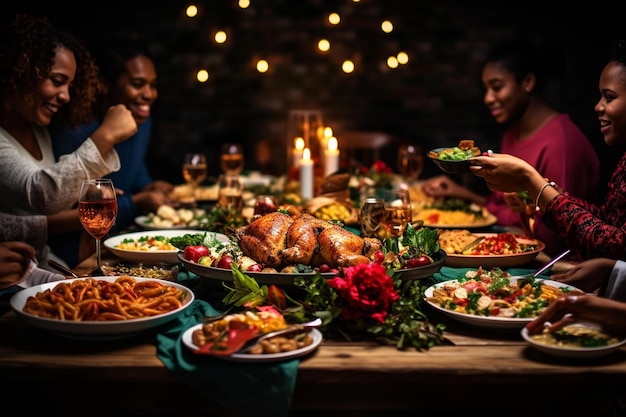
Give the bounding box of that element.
[525,293,626,336]
[470,153,541,192]
[0,241,35,289]
[550,258,617,294]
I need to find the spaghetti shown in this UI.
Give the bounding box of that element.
[22,276,186,321]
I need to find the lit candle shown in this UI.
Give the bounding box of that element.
[324,136,340,177]
[292,137,305,168]
[300,148,314,199]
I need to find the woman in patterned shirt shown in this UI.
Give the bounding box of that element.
[470,39,626,262]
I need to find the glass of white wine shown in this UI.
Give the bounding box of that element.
[218,174,243,219]
[380,188,412,252]
[397,144,424,185]
[182,153,208,197]
[78,179,117,275]
[220,143,244,176]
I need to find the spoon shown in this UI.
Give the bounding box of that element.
[235,317,323,353]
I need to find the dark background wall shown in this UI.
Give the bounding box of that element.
[4,0,624,195]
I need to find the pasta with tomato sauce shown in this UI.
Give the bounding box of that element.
[22,276,186,321]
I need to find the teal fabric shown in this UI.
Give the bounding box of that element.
[155,299,300,417]
[431,266,546,283]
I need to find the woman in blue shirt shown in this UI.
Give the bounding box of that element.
[51,39,174,267]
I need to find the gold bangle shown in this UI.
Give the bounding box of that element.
[535,181,556,212]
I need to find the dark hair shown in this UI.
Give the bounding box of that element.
[611,40,626,67]
[92,38,153,84]
[484,38,565,93]
[0,14,103,126]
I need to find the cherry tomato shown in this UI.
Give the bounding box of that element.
[405,255,432,268]
[373,250,384,264]
[184,245,209,263]
[216,254,234,269]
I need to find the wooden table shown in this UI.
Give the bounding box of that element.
[1,252,622,417]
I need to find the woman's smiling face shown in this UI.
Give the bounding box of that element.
[595,60,626,146]
[13,46,76,127]
[482,62,531,126]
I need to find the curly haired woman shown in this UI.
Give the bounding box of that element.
[0,14,137,270]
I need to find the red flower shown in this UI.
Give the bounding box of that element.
[327,263,399,323]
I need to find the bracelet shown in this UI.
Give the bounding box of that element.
[535,181,556,212]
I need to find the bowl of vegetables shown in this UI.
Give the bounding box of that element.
[428,139,482,174]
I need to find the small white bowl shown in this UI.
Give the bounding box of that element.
[521,323,626,359]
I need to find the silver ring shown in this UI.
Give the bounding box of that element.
[487,149,493,156]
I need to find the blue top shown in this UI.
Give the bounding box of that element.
[50,118,154,267]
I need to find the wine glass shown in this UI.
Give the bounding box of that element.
[218,174,243,219]
[78,179,117,275]
[380,188,412,252]
[397,144,424,185]
[220,143,244,176]
[182,153,208,196]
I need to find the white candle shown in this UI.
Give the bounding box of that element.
[324,136,340,177]
[300,148,314,199]
[292,137,305,168]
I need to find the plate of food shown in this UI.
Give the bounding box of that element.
[182,323,322,363]
[428,139,482,174]
[414,198,497,229]
[424,272,582,331]
[178,252,337,285]
[100,262,179,280]
[10,276,194,339]
[104,230,227,264]
[439,232,545,268]
[521,323,626,359]
[135,206,209,230]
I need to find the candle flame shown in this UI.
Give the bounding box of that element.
[294,137,305,150]
[303,148,311,160]
[328,136,338,151]
[323,127,333,138]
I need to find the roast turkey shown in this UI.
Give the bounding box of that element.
[236,212,382,269]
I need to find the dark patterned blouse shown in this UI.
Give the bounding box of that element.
[544,152,626,260]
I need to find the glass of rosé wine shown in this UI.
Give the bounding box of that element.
[78,179,117,275]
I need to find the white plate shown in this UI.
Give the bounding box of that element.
[104,230,227,264]
[422,212,498,229]
[521,324,626,359]
[135,215,189,230]
[11,276,194,339]
[444,233,545,269]
[182,323,322,362]
[239,172,275,187]
[424,277,581,331]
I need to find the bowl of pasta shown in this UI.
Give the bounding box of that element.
[10,275,195,339]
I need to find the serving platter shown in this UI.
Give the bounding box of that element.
[182,324,322,362]
[520,324,626,359]
[104,230,226,264]
[421,212,497,229]
[179,250,446,285]
[444,233,545,269]
[178,252,336,285]
[424,277,580,331]
[10,276,194,339]
[396,249,447,280]
[135,215,189,230]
